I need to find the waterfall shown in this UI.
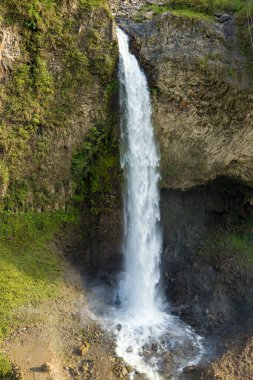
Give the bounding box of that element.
[117,27,163,322]
[112,27,205,380]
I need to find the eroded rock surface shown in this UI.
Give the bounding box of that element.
[0,25,20,81]
[108,0,146,16]
[119,13,253,190]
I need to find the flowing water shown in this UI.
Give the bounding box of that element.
[88,28,205,380]
[117,26,162,324]
[111,27,205,379]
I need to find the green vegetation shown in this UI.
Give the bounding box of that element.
[0,211,78,377]
[0,0,118,211]
[170,8,213,20]
[226,233,253,267]
[197,213,253,271]
[168,0,248,14]
[80,0,107,10]
[133,3,171,21]
[236,3,253,77]
[134,4,213,22]
[225,216,253,267]
[134,0,253,22]
[0,353,13,379]
[0,353,12,378]
[72,99,120,214]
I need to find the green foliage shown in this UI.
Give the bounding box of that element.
[0,0,118,211]
[86,28,118,81]
[236,2,253,77]
[199,53,222,68]
[133,3,213,22]
[225,216,253,268]
[0,211,78,376]
[80,0,107,10]
[0,212,75,340]
[171,8,213,20]
[168,0,245,14]
[1,0,56,29]
[72,116,120,213]
[134,0,253,22]
[0,353,13,378]
[199,212,253,270]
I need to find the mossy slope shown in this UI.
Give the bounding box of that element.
[0,0,119,212]
[0,211,78,377]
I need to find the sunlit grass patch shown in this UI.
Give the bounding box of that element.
[0,353,14,378]
[0,211,78,377]
[133,0,253,22]
[170,8,213,21]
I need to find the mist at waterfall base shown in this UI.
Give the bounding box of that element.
[88,28,205,379]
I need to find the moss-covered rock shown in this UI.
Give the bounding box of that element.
[0,0,119,211]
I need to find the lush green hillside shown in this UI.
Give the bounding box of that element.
[0,0,118,212]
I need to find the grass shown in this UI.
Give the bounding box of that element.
[0,353,13,378]
[0,211,78,377]
[133,3,214,22]
[226,234,253,266]
[170,8,213,21]
[225,216,253,267]
[133,0,253,22]
[133,4,172,22]
[168,0,246,14]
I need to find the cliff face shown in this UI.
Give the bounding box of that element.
[114,13,253,371]
[0,0,118,211]
[119,12,253,191]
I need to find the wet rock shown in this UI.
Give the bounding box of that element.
[151,343,159,352]
[126,346,133,353]
[116,323,122,331]
[126,364,134,373]
[219,13,232,23]
[183,365,197,373]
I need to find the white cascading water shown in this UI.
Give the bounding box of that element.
[112,27,205,380]
[117,26,162,322]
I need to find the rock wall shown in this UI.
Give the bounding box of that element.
[119,13,253,190]
[0,25,20,82]
[114,14,253,376]
[108,0,146,16]
[0,1,118,211]
[160,177,253,335]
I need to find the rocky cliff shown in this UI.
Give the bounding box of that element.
[119,11,253,191]
[0,0,118,211]
[115,10,253,379]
